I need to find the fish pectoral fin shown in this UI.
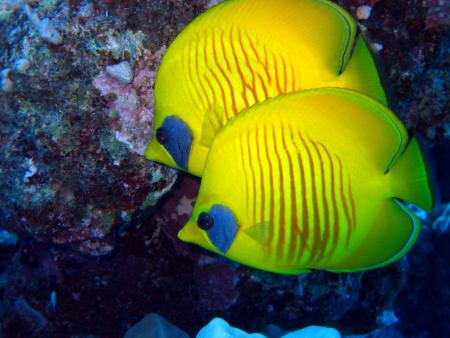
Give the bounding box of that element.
[329,198,421,272]
[199,103,227,148]
[243,222,274,245]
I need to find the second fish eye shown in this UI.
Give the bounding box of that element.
[197,212,214,230]
[156,127,169,145]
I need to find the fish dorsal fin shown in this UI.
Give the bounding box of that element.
[329,35,388,105]
[199,103,226,148]
[244,222,274,245]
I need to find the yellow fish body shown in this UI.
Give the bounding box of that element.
[145,0,387,176]
[178,88,433,274]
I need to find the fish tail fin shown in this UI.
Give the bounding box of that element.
[328,199,420,272]
[388,137,435,213]
[331,36,388,105]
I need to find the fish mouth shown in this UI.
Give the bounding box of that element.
[144,138,179,169]
[178,218,203,245]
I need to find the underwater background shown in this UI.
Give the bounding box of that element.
[0,0,449,337]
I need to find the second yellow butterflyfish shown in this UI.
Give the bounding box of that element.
[178,88,433,275]
[145,0,387,176]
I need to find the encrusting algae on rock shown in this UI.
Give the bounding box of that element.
[0,0,184,256]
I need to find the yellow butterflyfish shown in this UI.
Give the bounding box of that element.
[178,88,434,274]
[145,0,387,176]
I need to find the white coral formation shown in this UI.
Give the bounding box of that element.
[356,5,372,20]
[106,61,133,85]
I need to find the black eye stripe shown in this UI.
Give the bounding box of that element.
[197,212,214,230]
[156,127,169,145]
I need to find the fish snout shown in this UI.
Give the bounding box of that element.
[144,138,179,169]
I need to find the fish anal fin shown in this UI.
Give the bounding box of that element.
[389,137,434,213]
[199,103,226,148]
[266,265,311,275]
[329,199,420,272]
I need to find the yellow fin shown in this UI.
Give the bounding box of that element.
[199,103,226,148]
[264,265,311,275]
[315,88,407,172]
[243,222,274,245]
[388,137,434,213]
[331,35,388,105]
[328,198,421,272]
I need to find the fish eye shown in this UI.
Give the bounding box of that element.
[197,212,214,230]
[156,127,169,145]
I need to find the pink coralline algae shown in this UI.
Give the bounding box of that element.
[0,2,178,256]
[93,47,166,156]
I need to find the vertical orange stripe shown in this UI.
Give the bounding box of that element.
[280,55,288,94]
[181,40,204,113]
[207,68,228,119]
[203,73,218,106]
[240,134,250,218]
[245,32,259,58]
[299,133,321,266]
[194,38,212,109]
[211,30,231,119]
[272,51,284,94]
[255,128,265,224]
[247,131,257,224]
[263,125,275,255]
[291,127,309,262]
[219,29,239,116]
[187,41,207,112]
[202,34,217,104]
[337,158,352,247]
[310,140,330,265]
[318,143,340,263]
[263,45,272,85]
[348,179,356,235]
[283,125,300,262]
[238,30,258,102]
[229,26,249,107]
[219,29,232,71]
[245,33,270,100]
[290,60,297,92]
[272,127,285,260]
[257,74,269,100]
